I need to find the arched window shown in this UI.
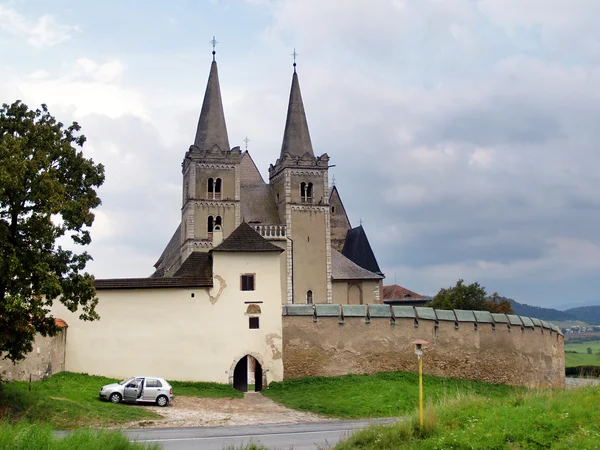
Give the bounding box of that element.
[208,178,214,198]
[215,178,222,199]
[208,215,222,234]
[307,290,313,304]
[300,182,313,203]
[207,177,223,199]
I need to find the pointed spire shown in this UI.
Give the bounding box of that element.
[193,55,230,152]
[279,66,314,159]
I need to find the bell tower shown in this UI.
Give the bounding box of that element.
[180,49,242,263]
[269,63,332,304]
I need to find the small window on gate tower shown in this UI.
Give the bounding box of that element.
[249,317,259,329]
[241,274,255,291]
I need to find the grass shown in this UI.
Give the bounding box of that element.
[263,371,520,419]
[334,386,600,449]
[0,421,159,449]
[0,371,241,429]
[564,339,600,367]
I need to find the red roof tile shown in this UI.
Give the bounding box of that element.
[383,284,425,300]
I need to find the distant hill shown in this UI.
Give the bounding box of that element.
[508,299,577,322]
[564,306,600,325]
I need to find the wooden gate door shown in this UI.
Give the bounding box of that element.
[233,356,248,392]
[255,361,263,392]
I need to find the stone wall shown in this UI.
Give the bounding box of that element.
[282,305,565,388]
[0,326,67,382]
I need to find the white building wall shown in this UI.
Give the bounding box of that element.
[50,252,283,385]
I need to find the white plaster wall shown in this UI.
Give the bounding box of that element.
[50,252,283,385]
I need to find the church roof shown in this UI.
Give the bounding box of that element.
[342,225,384,276]
[279,70,314,159]
[193,60,230,152]
[239,152,281,224]
[212,222,284,253]
[153,223,181,272]
[331,248,383,281]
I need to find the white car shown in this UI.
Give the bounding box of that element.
[99,376,173,407]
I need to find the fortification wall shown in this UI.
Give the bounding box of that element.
[0,327,66,382]
[282,305,565,388]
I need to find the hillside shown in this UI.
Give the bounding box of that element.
[565,306,600,325]
[508,298,576,322]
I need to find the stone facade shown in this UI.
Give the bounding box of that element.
[1,327,67,382]
[282,306,565,388]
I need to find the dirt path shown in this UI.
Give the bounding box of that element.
[123,392,329,429]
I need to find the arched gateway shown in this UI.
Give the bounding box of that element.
[230,354,265,392]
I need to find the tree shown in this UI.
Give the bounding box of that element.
[0,100,105,362]
[430,279,487,310]
[430,280,514,314]
[484,292,514,314]
[587,347,593,355]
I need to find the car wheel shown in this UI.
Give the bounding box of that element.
[109,392,122,404]
[156,395,169,407]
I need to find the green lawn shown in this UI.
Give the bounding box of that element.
[263,371,520,419]
[564,339,600,367]
[0,421,159,450]
[0,372,241,429]
[335,386,600,449]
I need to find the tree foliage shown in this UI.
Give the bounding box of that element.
[0,100,105,362]
[431,280,514,314]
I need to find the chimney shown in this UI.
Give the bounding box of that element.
[213,226,223,246]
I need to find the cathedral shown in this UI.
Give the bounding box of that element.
[43,51,387,385]
[151,52,385,306]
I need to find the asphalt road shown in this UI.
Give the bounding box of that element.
[122,419,400,450]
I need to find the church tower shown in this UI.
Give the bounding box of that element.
[180,52,242,264]
[269,64,332,304]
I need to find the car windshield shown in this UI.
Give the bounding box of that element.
[119,378,134,386]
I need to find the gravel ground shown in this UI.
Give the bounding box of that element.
[565,377,600,389]
[122,392,329,429]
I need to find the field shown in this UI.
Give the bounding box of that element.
[334,386,600,449]
[0,372,241,429]
[263,371,519,419]
[564,339,600,367]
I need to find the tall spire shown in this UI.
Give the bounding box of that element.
[193,41,230,152]
[279,61,314,159]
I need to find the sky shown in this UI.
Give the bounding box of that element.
[1,0,599,309]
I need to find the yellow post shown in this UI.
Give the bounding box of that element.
[419,355,423,428]
[412,339,428,429]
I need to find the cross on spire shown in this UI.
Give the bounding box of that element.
[291,48,298,72]
[243,136,250,151]
[210,36,218,61]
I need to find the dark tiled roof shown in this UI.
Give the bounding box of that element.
[173,252,212,279]
[342,226,383,276]
[331,248,383,280]
[212,222,283,253]
[95,277,212,290]
[383,284,426,300]
[96,252,213,290]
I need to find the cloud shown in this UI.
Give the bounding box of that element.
[0,5,78,48]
